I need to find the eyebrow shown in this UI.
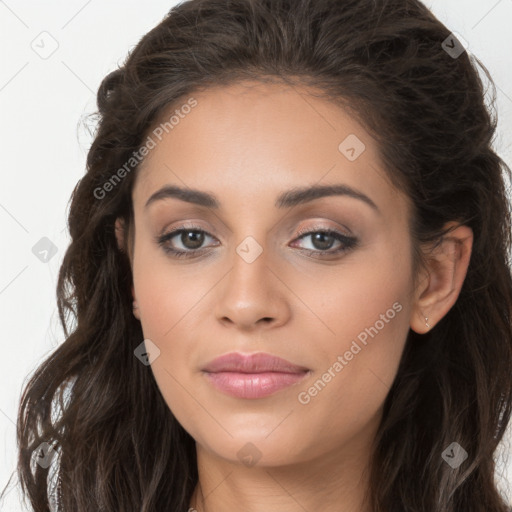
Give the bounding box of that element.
[144,183,379,212]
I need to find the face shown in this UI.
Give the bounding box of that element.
[128,81,417,467]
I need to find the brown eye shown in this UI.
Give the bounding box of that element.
[177,230,205,250]
[291,228,358,258]
[156,226,218,258]
[155,225,358,260]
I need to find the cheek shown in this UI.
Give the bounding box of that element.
[293,236,412,354]
[130,225,415,460]
[132,253,209,433]
[292,244,413,436]
[132,243,211,339]
[131,249,201,380]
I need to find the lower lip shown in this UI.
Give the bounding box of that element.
[203,371,309,399]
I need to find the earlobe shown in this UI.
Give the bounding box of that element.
[132,295,140,320]
[115,217,125,252]
[115,217,139,319]
[410,223,473,334]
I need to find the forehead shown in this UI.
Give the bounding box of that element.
[132,81,407,219]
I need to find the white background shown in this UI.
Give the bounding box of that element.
[1,0,511,509]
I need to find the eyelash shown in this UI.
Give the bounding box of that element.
[155,224,358,259]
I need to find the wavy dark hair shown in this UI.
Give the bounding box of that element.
[3,0,512,510]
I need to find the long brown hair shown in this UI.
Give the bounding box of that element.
[4,0,512,510]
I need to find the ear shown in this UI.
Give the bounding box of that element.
[410,223,473,334]
[115,216,135,263]
[115,217,126,252]
[115,217,140,320]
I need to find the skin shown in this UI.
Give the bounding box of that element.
[115,81,473,512]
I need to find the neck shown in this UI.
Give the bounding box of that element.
[189,435,375,512]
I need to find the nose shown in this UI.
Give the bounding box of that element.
[213,241,292,332]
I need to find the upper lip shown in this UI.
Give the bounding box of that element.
[202,352,309,374]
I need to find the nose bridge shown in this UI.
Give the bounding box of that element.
[235,233,266,266]
[229,233,272,301]
[214,232,289,328]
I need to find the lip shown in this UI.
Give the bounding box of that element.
[202,352,310,399]
[202,352,309,373]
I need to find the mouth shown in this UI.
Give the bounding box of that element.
[201,352,310,399]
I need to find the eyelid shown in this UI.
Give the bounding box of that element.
[294,222,353,239]
[155,220,359,262]
[158,221,353,244]
[160,222,211,236]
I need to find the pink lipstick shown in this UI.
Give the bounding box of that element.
[202,352,310,399]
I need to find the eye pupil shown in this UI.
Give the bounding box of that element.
[182,230,204,249]
[310,232,335,251]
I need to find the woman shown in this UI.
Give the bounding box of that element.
[8,0,512,510]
